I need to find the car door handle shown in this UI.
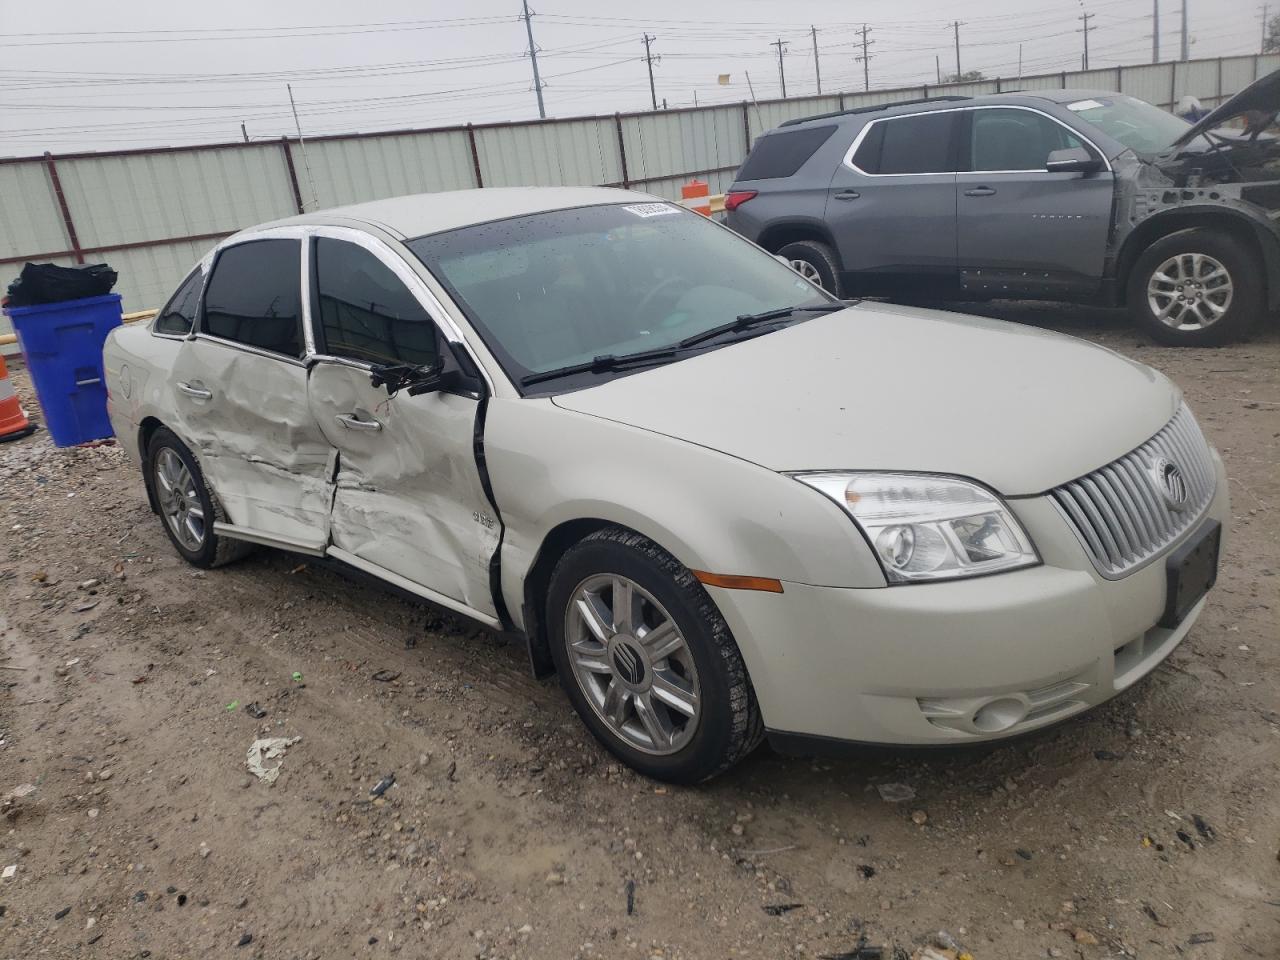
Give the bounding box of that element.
[335,413,382,432]
[964,186,997,197]
[833,190,861,201]
[177,381,212,400]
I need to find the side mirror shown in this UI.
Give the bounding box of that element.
[369,356,446,397]
[1046,147,1104,175]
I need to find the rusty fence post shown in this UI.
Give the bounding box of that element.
[43,152,84,264]
[614,113,630,188]
[280,137,305,214]
[466,124,484,188]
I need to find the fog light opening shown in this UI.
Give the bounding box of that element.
[971,697,1028,733]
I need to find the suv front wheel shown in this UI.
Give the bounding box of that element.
[776,239,843,296]
[1127,228,1261,346]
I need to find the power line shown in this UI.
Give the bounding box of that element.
[854,25,876,91]
[770,38,788,98]
[642,34,660,110]
[520,0,546,120]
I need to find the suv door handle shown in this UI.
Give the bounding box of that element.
[964,186,997,197]
[177,381,212,401]
[335,413,382,432]
[833,190,861,201]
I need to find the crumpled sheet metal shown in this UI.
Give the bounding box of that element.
[246,736,301,784]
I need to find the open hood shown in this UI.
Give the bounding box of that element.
[1171,66,1280,148]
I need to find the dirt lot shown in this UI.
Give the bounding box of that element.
[1,305,1277,960]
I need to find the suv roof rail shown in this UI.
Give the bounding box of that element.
[777,95,972,127]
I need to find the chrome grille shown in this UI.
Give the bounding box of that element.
[1050,405,1215,578]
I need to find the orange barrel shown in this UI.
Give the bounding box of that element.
[681,179,712,217]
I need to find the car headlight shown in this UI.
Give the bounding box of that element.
[792,472,1039,583]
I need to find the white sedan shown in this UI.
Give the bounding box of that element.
[104,187,1228,782]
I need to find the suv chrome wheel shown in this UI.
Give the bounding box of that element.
[1146,253,1234,331]
[565,573,700,755]
[154,447,205,551]
[789,258,824,286]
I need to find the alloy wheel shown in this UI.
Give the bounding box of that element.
[1146,252,1234,331]
[564,573,701,755]
[154,447,205,551]
[789,258,825,288]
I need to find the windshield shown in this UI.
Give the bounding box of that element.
[407,203,828,387]
[1066,95,1192,155]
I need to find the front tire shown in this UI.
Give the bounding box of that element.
[776,239,843,296]
[1127,228,1261,346]
[146,426,252,568]
[546,528,764,783]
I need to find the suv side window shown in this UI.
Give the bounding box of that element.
[155,269,202,336]
[737,125,837,180]
[853,112,957,175]
[312,237,439,368]
[969,108,1088,171]
[202,239,304,358]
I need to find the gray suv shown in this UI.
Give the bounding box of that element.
[726,72,1280,346]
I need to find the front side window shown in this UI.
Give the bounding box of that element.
[969,108,1087,171]
[312,238,439,368]
[202,239,303,358]
[854,112,958,175]
[155,269,202,335]
[407,204,826,386]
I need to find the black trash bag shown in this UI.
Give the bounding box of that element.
[6,262,117,307]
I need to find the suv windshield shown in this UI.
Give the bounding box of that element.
[1066,95,1192,155]
[407,203,828,387]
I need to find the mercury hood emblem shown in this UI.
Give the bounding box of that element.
[1150,457,1189,509]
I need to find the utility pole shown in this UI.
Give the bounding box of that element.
[1180,0,1189,60]
[770,38,788,98]
[241,122,249,143]
[855,24,875,91]
[641,34,659,110]
[1078,12,1095,70]
[1018,43,1023,79]
[950,21,963,81]
[935,54,941,84]
[286,84,318,212]
[1153,0,1160,62]
[521,0,546,120]
[811,26,822,95]
[1262,4,1270,53]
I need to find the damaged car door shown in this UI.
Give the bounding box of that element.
[304,232,501,623]
[169,233,333,550]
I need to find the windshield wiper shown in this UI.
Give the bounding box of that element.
[520,347,684,387]
[678,302,845,349]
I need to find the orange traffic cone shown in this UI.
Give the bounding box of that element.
[0,352,37,443]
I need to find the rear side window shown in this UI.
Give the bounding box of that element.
[202,239,303,358]
[155,269,202,336]
[312,238,439,368]
[737,125,837,180]
[853,112,957,175]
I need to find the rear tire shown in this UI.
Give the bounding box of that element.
[546,528,764,783]
[776,239,843,296]
[146,426,253,569]
[1127,228,1261,346]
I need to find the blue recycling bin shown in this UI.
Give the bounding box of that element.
[3,293,122,447]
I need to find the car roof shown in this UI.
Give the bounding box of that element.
[248,185,652,240]
[777,89,1122,130]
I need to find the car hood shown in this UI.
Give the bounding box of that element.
[1170,66,1280,148]
[551,303,1180,496]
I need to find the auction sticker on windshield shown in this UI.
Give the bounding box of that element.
[622,203,681,218]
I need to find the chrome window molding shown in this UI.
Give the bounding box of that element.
[192,332,308,367]
[842,104,1113,178]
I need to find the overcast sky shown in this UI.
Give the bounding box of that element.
[0,0,1263,156]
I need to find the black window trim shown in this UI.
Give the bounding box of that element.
[198,235,308,363]
[842,103,1112,177]
[152,266,206,340]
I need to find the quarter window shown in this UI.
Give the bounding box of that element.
[202,239,304,358]
[312,238,439,368]
[969,108,1088,171]
[155,269,202,336]
[854,113,957,175]
[737,125,838,181]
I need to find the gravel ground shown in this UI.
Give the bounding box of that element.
[1,304,1277,960]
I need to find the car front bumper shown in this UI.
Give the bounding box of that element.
[708,449,1230,747]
